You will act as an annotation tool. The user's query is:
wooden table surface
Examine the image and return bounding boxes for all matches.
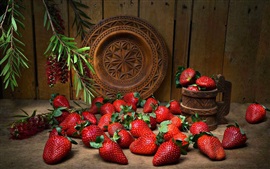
[0,99,269,169]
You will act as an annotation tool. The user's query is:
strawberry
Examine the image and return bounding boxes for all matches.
[143,97,159,113]
[50,93,70,109]
[158,120,181,141]
[222,122,247,149]
[98,113,112,131]
[81,111,97,125]
[152,140,181,166]
[167,100,182,115]
[123,92,140,107]
[54,110,70,124]
[129,119,153,138]
[112,129,135,149]
[129,133,158,155]
[126,102,137,111]
[100,102,115,116]
[89,96,104,114]
[179,67,196,87]
[155,105,174,123]
[187,85,200,91]
[196,76,216,91]
[43,135,73,164]
[65,119,92,138]
[245,103,268,124]
[90,135,128,165]
[49,127,66,138]
[81,125,109,148]
[149,115,157,130]
[189,114,210,135]
[59,112,81,131]
[171,132,189,151]
[170,115,187,130]
[113,99,127,113]
[194,133,226,161]
[108,122,124,137]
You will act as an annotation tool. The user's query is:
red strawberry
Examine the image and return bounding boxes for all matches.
[129,133,158,155]
[158,120,181,141]
[82,111,97,125]
[59,112,81,131]
[189,114,210,135]
[152,140,181,166]
[245,103,268,124]
[155,106,174,123]
[81,125,109,148]
[170,115,186,130]
[113,99,127,112]
[196,76,216,90]
[108,122,124,137]
[195,133,226,160]
[171,132,189,151]
[89,96,104,114]
[167,100,182,115]
[222,122,247,149]
[143,97,158,113]
[43,135,72,164]
[123,92,140,106]
[126,102,137,111]
[149,115,157,130]
[100,102,115,116]
[55,110,70,124]
[112,129,135,149]
[129,119,153,138]
[187,85,200,91]
[50,93,70,109]
[49,127,66,138]
[91,136,128,165]
[98,113,112,131]
[179,68,196,87]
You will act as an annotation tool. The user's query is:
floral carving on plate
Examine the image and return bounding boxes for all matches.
[82,16,168,99]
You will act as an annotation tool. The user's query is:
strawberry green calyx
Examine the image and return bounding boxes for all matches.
[90,135,105,148]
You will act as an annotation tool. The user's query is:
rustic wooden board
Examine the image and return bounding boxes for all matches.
[189,0,229,76]
[140,0,175,102]
[223,0,265,102]
[254,1,270,103]
[171,0,193,101]
[104,0,139,18]
[2,0,36,99]
[33,0,70,99]
[69,0,103,101]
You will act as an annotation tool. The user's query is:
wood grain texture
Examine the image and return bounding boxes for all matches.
[171,0,193,101]
[2,0,36,99]
[103,0,139,18]
[189,0,229,76]
[33,0,70,99]
[223,0,265,102]
[254,1,270,103]
[1,0,270,104]
[140,0,175,102]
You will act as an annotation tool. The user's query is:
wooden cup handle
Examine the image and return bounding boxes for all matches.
[215,74,232,124]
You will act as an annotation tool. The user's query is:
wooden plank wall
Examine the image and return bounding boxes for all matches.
[1,0,270,104]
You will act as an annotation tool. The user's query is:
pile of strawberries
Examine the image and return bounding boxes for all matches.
[40,92,250,166]
[175,66,217,91]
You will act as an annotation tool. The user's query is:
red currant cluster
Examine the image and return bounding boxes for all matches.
[46,56,69,87]
[9,115,50,140]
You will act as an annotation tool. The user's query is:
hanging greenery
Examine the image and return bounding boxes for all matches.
[0,0,96,103]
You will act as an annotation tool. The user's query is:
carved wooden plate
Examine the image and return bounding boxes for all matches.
[82,16,168,99]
